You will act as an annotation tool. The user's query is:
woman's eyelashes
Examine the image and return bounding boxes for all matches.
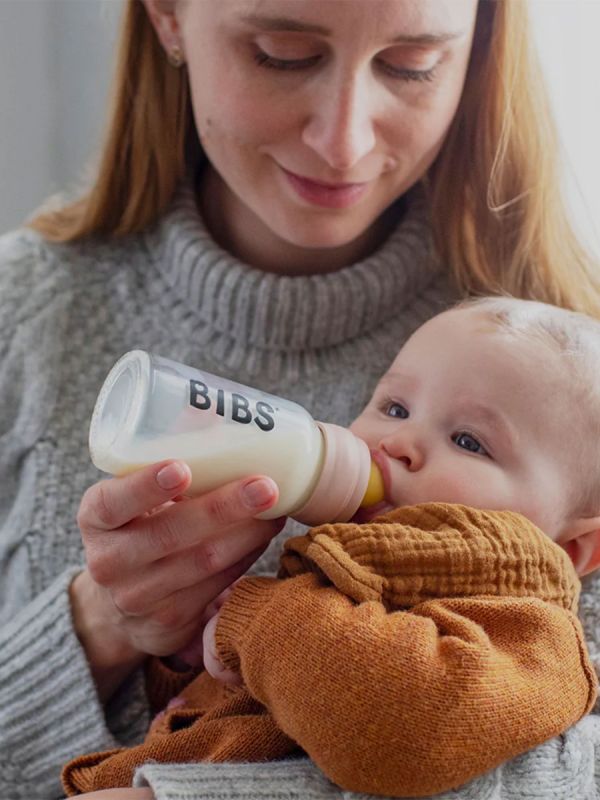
[252,50,439,83]
[375,60,438,83]
[253,51,320,71]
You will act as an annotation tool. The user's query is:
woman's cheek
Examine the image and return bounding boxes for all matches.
[187,56,280,149]
[224,63,299,135]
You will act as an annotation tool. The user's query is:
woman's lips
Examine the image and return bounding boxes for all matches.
[281,167,369,209]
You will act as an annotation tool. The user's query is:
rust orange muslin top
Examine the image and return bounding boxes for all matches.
[63,503,598,797]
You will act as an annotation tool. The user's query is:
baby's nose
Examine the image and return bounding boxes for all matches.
[380,433,424,472]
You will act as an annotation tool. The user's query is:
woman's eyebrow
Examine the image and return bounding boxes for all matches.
[239,14,330,35]
[239,14,466,44]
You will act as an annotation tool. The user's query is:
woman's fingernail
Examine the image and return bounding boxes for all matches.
[157,462,188,490]
[242,478,276,509]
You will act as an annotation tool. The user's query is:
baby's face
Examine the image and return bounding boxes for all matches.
[350,309,575,540]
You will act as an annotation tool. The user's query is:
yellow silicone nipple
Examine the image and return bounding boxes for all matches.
[360,462,385,508]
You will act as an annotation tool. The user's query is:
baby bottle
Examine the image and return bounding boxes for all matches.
[89,350,384,525]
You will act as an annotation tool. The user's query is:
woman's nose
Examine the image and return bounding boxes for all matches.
[301,73,377,172]
[379,428,425,472]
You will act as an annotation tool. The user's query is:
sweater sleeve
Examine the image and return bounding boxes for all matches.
[215,572,597,798]
[0,231,150,800]
[133,714,600,800]
[0,567,150,800]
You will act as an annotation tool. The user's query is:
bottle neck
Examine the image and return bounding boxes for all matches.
[292,422,382,526]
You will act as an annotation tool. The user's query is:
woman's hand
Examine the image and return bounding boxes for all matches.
[71,459,283,701]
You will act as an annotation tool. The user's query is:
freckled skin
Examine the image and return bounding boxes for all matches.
[173,0,478,274]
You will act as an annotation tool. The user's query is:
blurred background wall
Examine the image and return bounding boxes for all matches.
[0,0,122,234]
[0,0,598,255]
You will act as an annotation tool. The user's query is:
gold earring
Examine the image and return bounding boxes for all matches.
[168,45,184,68]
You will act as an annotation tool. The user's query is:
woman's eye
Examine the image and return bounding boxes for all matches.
[385,402,409,419]
[254,51,320,71]
[452,432,488,456]
[253,50,437,83]
[376,61,438,83]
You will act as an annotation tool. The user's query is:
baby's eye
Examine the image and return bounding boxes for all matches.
[386,402,409,419]
[452,432,488,456]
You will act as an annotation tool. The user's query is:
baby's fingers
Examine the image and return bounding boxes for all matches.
[201,614,243,686]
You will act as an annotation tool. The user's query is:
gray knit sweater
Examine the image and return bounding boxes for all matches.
[0,183,599,800]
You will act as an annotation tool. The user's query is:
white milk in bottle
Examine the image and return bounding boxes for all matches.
[89,351,383,524]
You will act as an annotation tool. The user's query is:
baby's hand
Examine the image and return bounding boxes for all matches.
[202,611,243,686]
[176,583,243,685]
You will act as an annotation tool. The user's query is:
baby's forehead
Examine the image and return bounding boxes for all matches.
[390,308,555,373]
[382,310,575,418]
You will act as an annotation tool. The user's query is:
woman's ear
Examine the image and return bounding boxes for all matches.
[141,0,182,54]
[559,517,600,576]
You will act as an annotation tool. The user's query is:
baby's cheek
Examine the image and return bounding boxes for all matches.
[508,497,562,538]
[414,470,494,510]
[349,416,378,448]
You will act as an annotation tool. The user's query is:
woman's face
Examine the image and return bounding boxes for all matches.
[149,0,478,270]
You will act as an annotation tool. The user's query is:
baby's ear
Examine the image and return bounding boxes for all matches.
[559,517,600,576]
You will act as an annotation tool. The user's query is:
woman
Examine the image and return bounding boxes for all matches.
[1,1,599,799]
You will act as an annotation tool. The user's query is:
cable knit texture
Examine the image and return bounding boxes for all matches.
[61,504,596,797]
[1,181,600,800]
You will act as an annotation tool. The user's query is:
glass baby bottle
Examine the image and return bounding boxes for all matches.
[89,350,384,525]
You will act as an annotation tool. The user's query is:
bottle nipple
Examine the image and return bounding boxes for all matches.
[360,462,385,508]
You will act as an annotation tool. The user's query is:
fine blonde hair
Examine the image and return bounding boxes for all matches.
[28,0,600,317]
[460,295,600,516]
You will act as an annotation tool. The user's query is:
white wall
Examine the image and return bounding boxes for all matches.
[530,0,600,255]
[0,0,122,234]
[0,0,599,256]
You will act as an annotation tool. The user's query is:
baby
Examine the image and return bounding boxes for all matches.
[64,297,600,798]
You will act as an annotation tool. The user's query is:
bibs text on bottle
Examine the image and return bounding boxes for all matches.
[89,351,383,525]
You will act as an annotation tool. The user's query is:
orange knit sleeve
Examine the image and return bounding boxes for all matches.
[215,572,596,798]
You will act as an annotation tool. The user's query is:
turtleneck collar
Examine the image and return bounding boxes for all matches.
[144,181,443,353]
